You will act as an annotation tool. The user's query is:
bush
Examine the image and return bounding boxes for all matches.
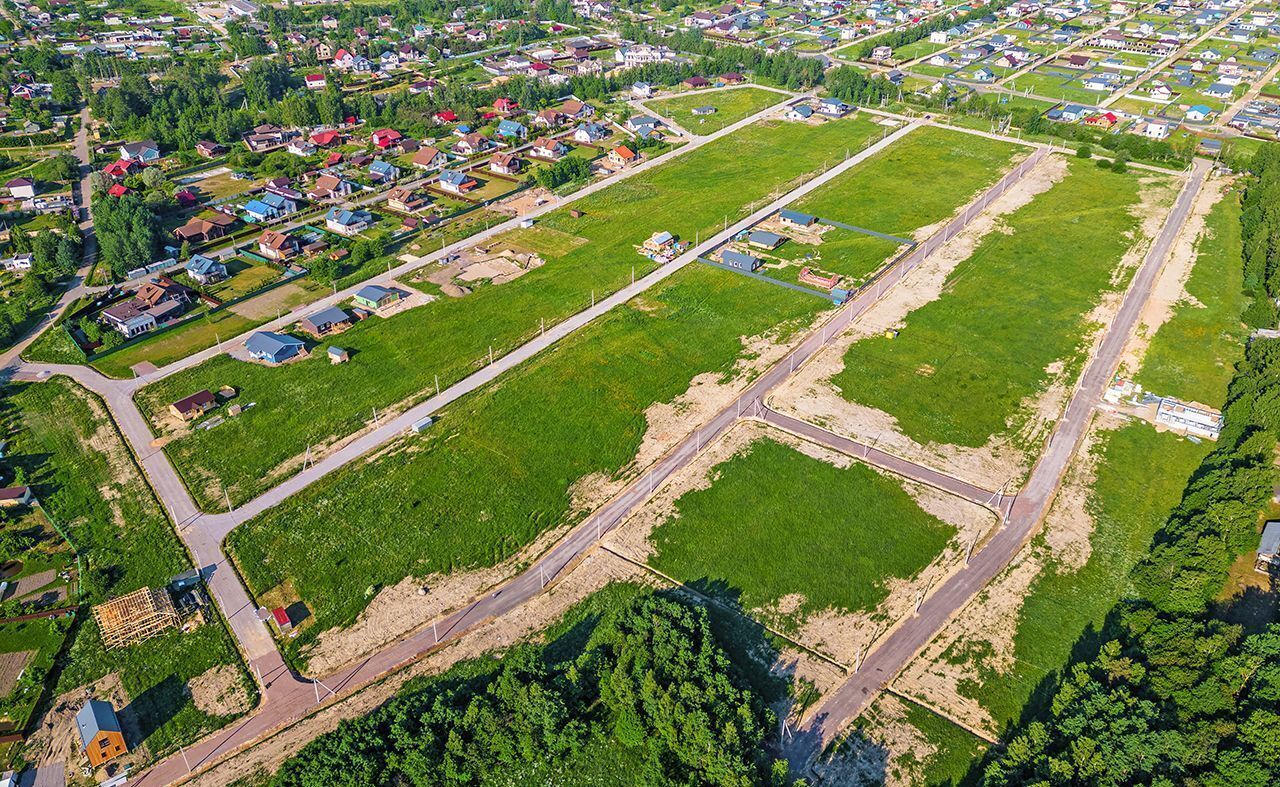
[1077,144,1093,159]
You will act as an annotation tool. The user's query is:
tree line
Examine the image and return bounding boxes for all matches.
[980,147,1280,786]
[271,592,798,787]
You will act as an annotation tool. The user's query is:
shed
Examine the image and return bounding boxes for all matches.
[747,230,784,249]
[721,249,762,271]
[328,346,349,364]
[0,486,32,508]
[271,606,292,630]
[354,284,400,310]
[76,700,128,767]
[245,331,305,364]
[169,390,216,421]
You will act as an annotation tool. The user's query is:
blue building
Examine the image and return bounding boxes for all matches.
[245,331,305,363]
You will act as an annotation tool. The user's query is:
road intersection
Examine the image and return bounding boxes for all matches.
[1,103,1210,783]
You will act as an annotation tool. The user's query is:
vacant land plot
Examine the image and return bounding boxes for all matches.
[648,436,955,628]
[0,378,252,758]
[645,87,783,134]
[228,262,827,668]
[788,125,1025,239]
[140,116,884,511]
[1135,189,1247,404]
[831,159,1174,451]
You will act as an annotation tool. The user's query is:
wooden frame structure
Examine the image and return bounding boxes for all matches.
[93,587,179,649]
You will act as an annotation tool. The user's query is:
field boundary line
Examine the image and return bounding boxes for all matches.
[881,685,1001,744]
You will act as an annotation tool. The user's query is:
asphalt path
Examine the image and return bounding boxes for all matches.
[783,156,1210,771]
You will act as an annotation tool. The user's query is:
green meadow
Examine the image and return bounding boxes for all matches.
[139,116,884,511]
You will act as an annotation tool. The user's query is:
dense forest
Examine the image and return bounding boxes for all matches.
[270,591,798,787]
[980,149,1280,786]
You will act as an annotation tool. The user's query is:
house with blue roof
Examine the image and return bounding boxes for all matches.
[243,199,279,222]
[369,158,401,182]
[185,254,227,284]
[720,249,762,271]
[325,207,374,236]
[77,699,127,766]
[497,119,527,139]
[779,209,817,228]
[1186,104,1214,121]
[261,191,297,215]
[354,284,400,310]
[245,331,306,363]
[438,169,478,194]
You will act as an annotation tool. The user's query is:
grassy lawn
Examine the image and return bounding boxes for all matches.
[1135,188,1248,404]
[227,263,827,668]
[648,436,956,628]
[139,116,885,512]
[0,378,253,760]
[645,87,784,134]
[789,125,1025,237]
[832,159,1168,450]
[93,309,259,378]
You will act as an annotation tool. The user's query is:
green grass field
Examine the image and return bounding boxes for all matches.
[1135,189,1247,405]
[139,116,885,512]
[227,263,828,667]
[0,378,254,759]
[832,159,1171,450]
[905,180,1250,760]
[648,436,957,628]
[789,125,1024,237]
[646,87,784,134]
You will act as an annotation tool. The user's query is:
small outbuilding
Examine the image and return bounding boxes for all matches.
[721,249,763,271]
[779,209,817,228]
[77,700,128,767]
[747,230,784,249]
[328,346,350,364]
[0,486,32,508]
[1257,521,1280,574]
[299,306,352,338]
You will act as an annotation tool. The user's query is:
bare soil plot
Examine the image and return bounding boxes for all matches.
[0,650,34,696]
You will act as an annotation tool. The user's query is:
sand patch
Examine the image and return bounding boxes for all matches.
[189,664,253,717]
[23,673,146,772]
[0,650,33,695]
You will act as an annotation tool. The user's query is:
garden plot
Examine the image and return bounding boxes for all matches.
[226,262,831,672]
[772,156,1181,490]
[139,115,886,512]
[606,422,995,665]
[885,181,1245,751]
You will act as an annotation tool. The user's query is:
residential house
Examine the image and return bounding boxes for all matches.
[173,213,235,243]
[786,104,815,121]
[299,305,352,337]
[368,159,400,182]
[497,119,528,139]
[169,390,216,421]
[779,209,817,228]
[304,73,326,90]
[386,186,428,212]
[720,249,762,271]
[413,146,447,170]
[184,254,226,284]
[454,133,492,156]
[257,229,300,260]
[76,701,128,768]
[573,122,608,143]
[308,174,355,200]
[195,140,226,158]
[353,284,400,310]
[0,486,32,508]
[371,128,403,149]
[5,177,35,199]
[325,207,373,236]
[437,169,478,194]
[608,145,637,167]
[490,152,522,174]
[119,140,161,162]
[245,331,305,363]
[817,97,852,117]
[531,136,567,159]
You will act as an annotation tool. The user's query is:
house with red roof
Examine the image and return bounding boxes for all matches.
[103,159,141,179]
[305,73,327,90]
[434,109,458,123]
[107,183,129,197]
[494,97,519,112]
[311,129,342,147]
[371,128,403,149]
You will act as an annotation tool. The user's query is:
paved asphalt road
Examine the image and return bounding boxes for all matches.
[783,156,1211,771]
[120,119,925,786]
